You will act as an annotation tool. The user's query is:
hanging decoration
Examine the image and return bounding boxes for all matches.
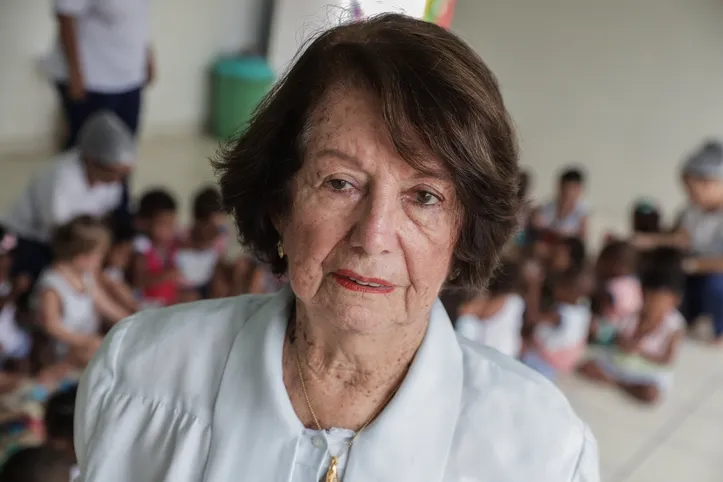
[423,0,456,28]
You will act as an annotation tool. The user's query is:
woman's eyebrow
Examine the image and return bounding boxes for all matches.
[314,148,452,182]
[314,148,362,166]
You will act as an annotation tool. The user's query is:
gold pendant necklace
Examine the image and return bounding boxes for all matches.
[295,347,400,482]
[325,456,338,482]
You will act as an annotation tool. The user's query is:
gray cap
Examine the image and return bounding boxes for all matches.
[682,140,723,179]
[77,111,136,167]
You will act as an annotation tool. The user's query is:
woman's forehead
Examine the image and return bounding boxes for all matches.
[304,88,450,180]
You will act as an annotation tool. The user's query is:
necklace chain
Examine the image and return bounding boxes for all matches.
[294,346,400,467]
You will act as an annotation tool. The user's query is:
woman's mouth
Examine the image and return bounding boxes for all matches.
[332,270,395,294]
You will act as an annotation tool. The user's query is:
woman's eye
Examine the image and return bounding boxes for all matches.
[327,179,352,191]
[416,190,440,206]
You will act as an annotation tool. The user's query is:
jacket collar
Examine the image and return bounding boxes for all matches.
[207,286,463,482]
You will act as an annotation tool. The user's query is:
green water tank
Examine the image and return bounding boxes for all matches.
[212,56,275,140]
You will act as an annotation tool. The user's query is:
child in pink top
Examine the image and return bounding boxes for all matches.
[592,241,642,343]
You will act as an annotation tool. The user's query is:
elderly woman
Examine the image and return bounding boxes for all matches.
[2,111,134,283]
[75,15,598,482]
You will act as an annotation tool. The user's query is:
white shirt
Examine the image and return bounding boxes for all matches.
[455,294,525,358]
[537,200,589,237]
[47,0,151,92]
[2,150,122,242]
[679,205,723,256]
[75,287,599,481]
[536,303,591,351]
[35,269,99,357]
[175,248,219,287]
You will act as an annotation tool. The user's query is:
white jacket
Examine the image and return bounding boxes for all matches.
[75,287,599,481]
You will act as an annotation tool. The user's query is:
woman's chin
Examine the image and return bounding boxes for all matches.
[322,292,401,333]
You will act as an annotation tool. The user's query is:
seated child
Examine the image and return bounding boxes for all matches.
[131,189,180,307]
[505,171,533,256]
[633,141,723,343]
[176,187,228,299]
[522,268,591,379]
[0,445,75,482]
[549,236,587,275]
[591,241,642,343]
[45,385,77,465]
[632,198,662,234]
[34,216,129,369]
[578,265,686,404]
[0,229,31,369]
[456,262,525,358]
[533,167,589,240]
[99,221,137,313]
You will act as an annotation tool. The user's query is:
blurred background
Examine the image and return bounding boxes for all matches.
[1,1,723,481]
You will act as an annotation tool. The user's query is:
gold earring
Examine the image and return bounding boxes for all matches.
[277,241,284,258]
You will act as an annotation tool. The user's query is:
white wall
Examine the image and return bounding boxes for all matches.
[452,0,723,240]
[0,0,265,147]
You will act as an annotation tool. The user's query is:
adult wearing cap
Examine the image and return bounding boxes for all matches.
[634,141,723,343]
[1,111,134,283]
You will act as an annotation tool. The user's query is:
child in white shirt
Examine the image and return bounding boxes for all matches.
[456,262,524,358]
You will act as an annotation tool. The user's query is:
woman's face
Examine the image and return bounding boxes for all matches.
[280,88,459,333]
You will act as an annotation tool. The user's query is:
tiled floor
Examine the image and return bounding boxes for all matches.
[2,135,722,481]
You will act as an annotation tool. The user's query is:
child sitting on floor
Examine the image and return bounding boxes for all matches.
[456,261,525,358]
[591,240,642,344]
[522,268,591,379]
[176,187,228,299]
[131,189,180,307]
[0,229,31,372]
[548,236,587,275]
[578,264,686,404]
[99,222,137,313]
[35,216,129,370]
[533,167,589,240]
[45,385,77,465]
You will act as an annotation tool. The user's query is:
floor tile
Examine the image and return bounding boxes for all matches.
[618,441,723,482]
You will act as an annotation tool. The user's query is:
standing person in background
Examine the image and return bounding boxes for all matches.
[533,168,589,240]
[47,0,154,229]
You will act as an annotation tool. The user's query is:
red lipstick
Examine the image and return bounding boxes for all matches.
[332,269,395,294]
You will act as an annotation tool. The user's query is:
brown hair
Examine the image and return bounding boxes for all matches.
[51,215,110,262]
[214,14,521,290]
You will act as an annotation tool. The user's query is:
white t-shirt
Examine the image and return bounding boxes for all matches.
[679,205,723,256]
[0,304,31,361]
[455,294,525,358]
[2,150,122,242]
[34,269,100,357]
[175,248,219,288]
[47,0,151,93]
[536,303,591,351]
[537,200,589,237]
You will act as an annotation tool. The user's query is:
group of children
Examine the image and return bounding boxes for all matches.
[0,184,280,476]
[452,140,723,405]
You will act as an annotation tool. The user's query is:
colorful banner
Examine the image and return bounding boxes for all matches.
[423,0,456,28]
[348,0,456,28]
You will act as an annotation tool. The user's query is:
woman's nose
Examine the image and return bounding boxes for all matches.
[349,191,399,255]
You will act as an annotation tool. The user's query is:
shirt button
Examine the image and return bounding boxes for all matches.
[312,435,325,449]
